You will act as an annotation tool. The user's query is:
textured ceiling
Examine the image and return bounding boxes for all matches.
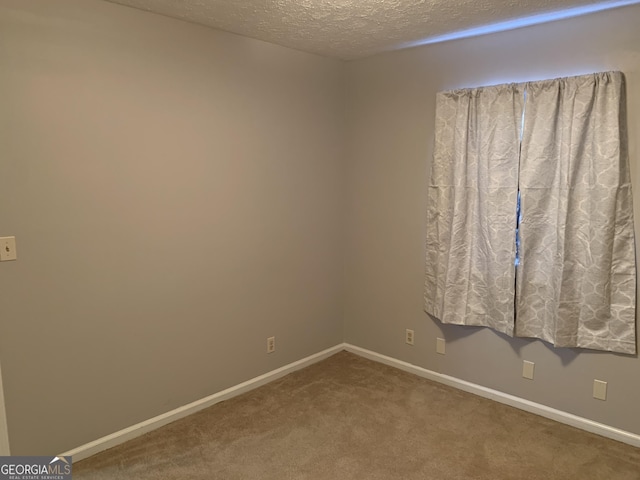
[104,0,635,59]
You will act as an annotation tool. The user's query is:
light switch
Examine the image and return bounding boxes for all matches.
[0,237,17,262]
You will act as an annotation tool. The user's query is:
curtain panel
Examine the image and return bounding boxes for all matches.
[424,71,637,354]
[424,83,524,337]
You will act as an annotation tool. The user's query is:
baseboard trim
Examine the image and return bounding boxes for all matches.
[62,344,344,462]
[344,343,640,448]
[62,341,640,462]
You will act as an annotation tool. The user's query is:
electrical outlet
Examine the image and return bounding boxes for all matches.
[0,237,17,262]
[522,360,535,380]
[436,337,445,355]
[267,336,275,354]
[405,329,414,345]
[593,380,607,401]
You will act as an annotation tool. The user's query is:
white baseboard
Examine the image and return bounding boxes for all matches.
[62,341,640,462]
[62,344,344,462]
[344,343,640,448]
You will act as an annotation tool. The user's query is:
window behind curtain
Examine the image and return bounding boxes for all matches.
[424,71,636,354]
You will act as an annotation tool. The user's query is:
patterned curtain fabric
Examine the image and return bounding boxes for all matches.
[516,72,636,354]
[424,83,524,337]
[424,71,636,354]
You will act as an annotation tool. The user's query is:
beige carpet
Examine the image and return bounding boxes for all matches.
[74,351,640,479]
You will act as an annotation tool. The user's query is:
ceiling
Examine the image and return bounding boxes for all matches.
[105,0,637,60]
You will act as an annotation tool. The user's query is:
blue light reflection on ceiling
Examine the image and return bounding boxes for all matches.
[399,0,640,49]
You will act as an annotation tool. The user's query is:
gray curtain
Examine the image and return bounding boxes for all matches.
[424,83,524,337]
[424,71,636,354]
[516,71,636,354]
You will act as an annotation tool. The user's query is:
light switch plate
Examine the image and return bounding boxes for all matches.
[0,237,17,262]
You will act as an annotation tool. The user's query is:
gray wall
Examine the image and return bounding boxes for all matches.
[0,0,345,454]
[344,5,640,435]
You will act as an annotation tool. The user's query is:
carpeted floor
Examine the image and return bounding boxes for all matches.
[74,351,640,479]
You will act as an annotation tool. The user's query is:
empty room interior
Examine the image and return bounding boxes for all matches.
[1,0,640,478]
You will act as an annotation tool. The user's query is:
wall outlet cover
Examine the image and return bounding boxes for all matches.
[405,329,414,346]
[593,380,607,401]
[522,360,535,380]
[267,336,276,354]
